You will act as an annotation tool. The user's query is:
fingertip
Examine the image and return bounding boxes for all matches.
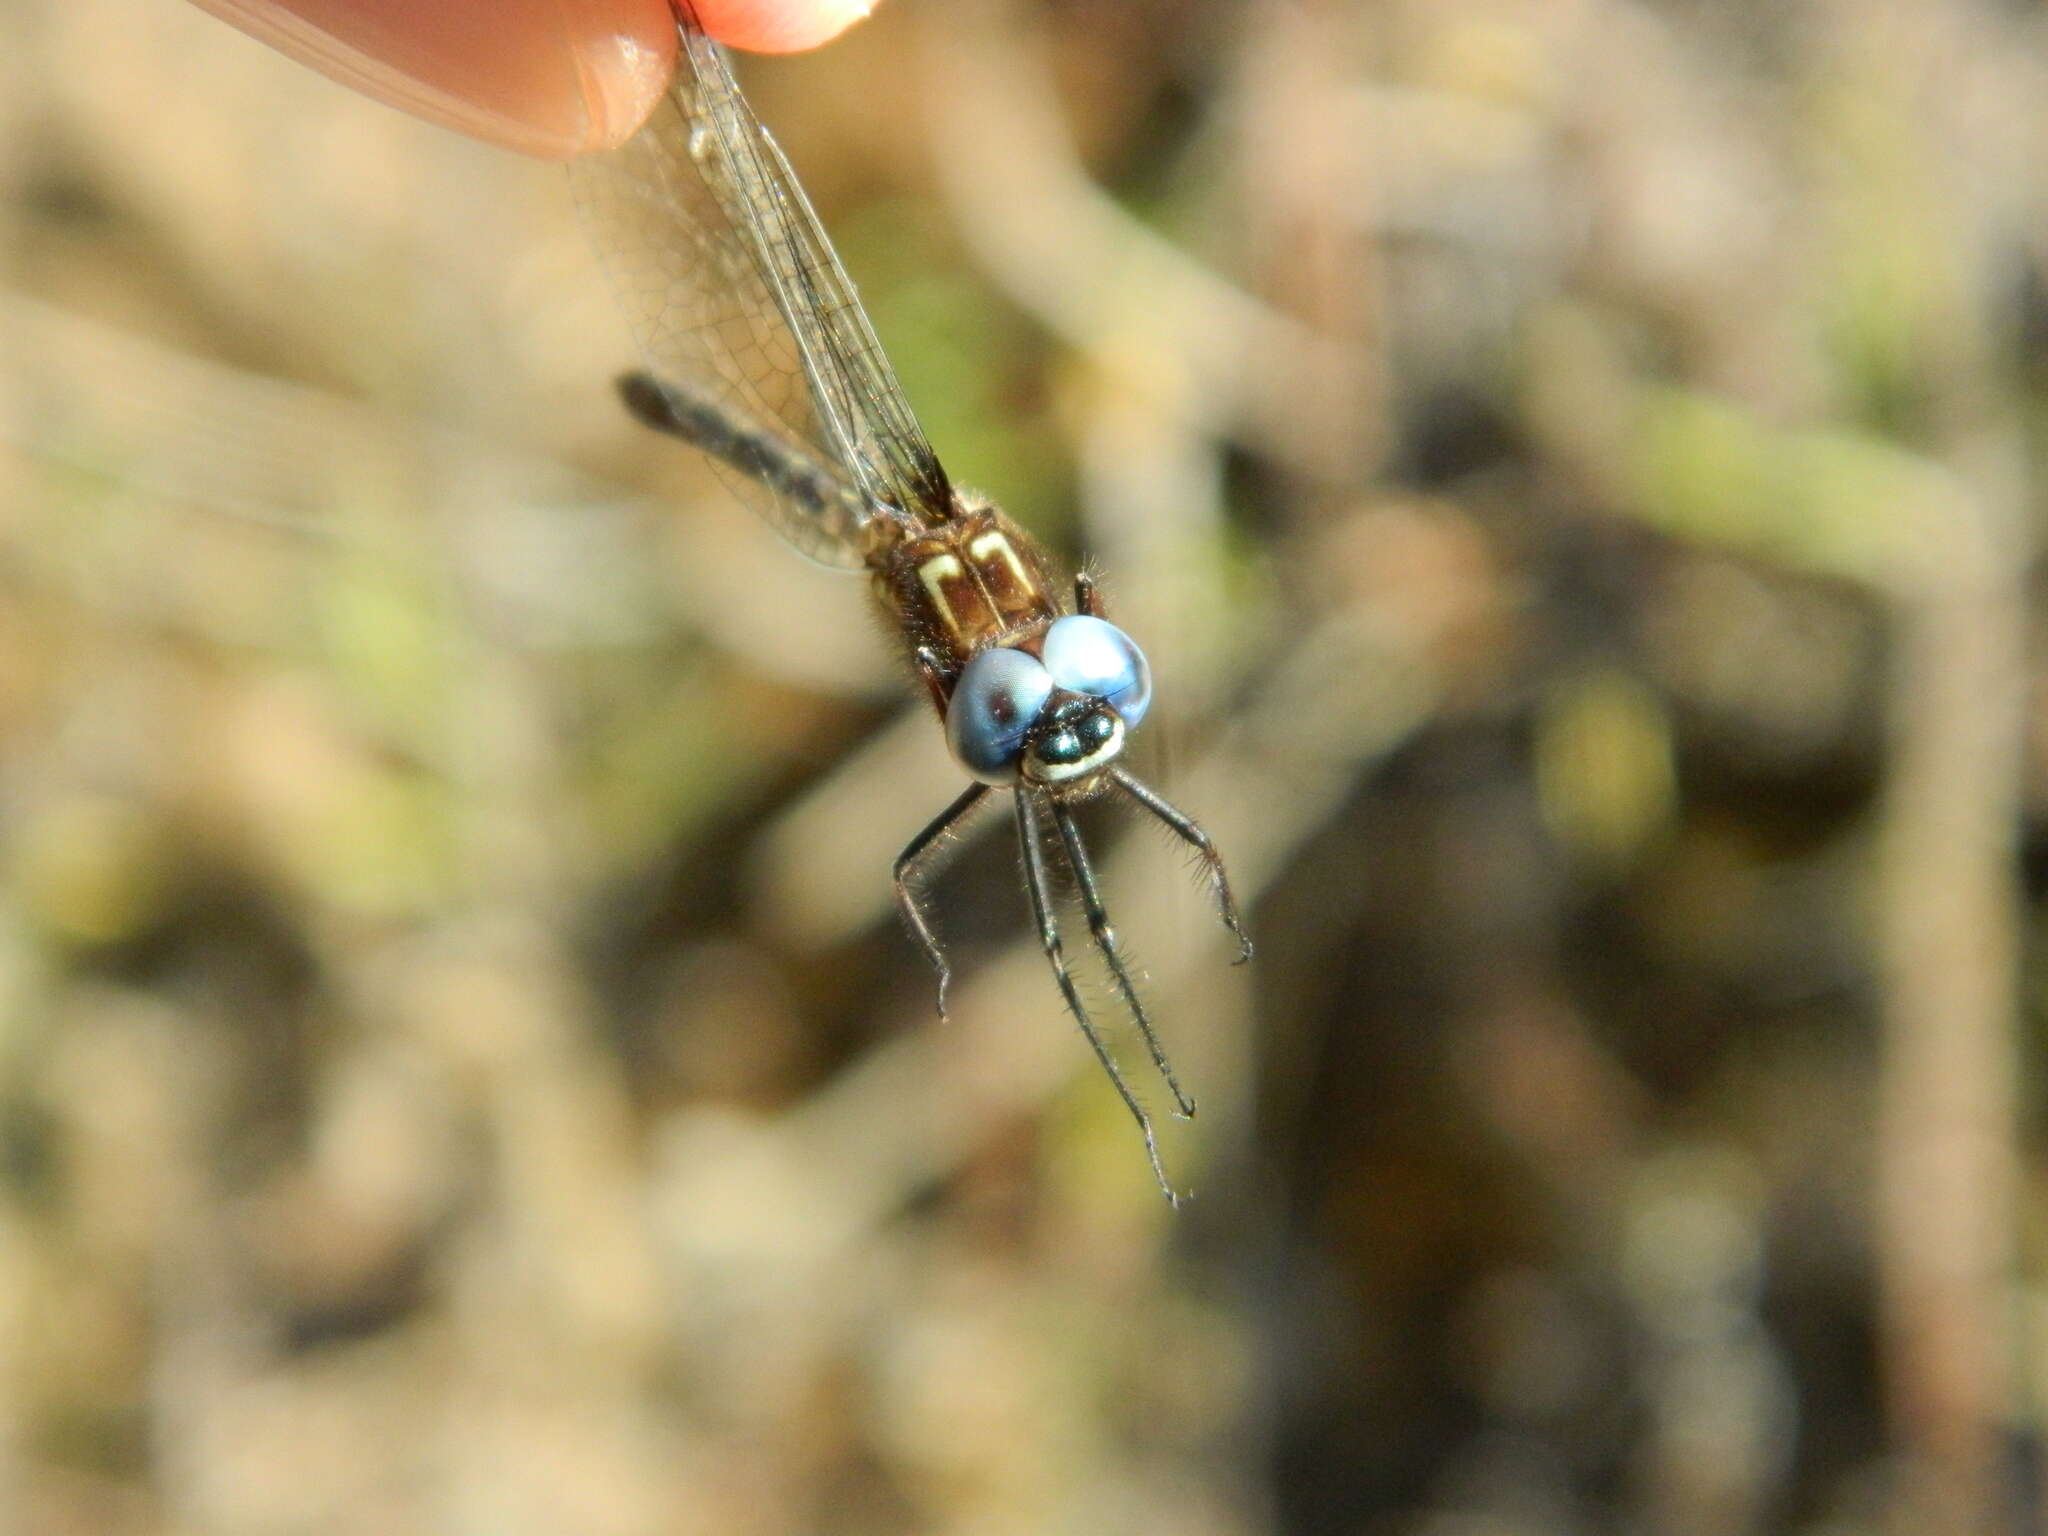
[692,0,877,54]
[570,0,887,152]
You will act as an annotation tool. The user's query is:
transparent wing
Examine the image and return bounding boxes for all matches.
[572,4,954,568]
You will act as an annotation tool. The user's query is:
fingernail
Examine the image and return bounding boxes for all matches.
[569,25,677,152]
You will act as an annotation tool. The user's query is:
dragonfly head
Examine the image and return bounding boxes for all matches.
[945,615,1154,789]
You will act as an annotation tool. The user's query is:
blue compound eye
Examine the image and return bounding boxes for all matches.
[946,647,1055,784]
[1041,615,1152,729]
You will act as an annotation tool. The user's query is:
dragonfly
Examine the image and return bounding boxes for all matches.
[574,1,1249,1202]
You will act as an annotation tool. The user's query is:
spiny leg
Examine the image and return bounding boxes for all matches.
[1110,767,1254,963]
[1016,790,1180,1205]
[1049,797,1196,1119]
[894,783,992,1021]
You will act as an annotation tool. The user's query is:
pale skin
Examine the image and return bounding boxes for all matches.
[187,0,874,158]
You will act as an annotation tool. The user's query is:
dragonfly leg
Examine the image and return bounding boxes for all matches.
[893,783,991,1021]
[1049,797,1195,1119]
[912,645,950,713]
[1017,791,1181,1205]
[1110,768,1253,963]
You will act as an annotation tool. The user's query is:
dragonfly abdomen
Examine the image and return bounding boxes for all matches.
[618,370,867,535]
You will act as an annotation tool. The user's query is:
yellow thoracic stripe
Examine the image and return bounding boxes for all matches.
[968,529,1030,592]
[916,553,966,641]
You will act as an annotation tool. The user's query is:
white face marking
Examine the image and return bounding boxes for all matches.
[1023,713,1125,785]
[968,530,1031,590]
[917,553,966,639]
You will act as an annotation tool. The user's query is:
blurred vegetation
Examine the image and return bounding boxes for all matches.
[0,0,2044,1532]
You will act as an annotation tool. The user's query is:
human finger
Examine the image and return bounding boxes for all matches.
[188,0,873,158]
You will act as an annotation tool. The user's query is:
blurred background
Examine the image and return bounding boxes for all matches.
[0,0,2042,1531]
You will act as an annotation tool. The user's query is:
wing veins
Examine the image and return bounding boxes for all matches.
[675,20,953,521]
